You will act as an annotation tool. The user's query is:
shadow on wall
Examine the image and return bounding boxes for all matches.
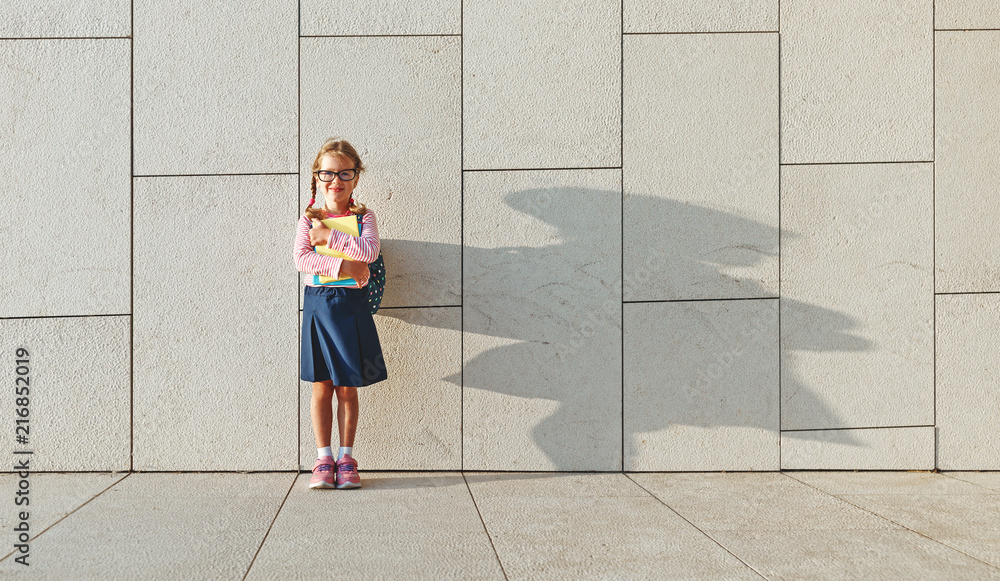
[379,187,871,469]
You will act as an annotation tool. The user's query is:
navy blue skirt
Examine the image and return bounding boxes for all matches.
[301,285,388,386]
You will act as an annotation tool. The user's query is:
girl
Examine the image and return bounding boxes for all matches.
[294,138,387,489]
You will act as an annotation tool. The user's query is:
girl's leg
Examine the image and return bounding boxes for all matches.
[334,385,359,447]
[311,380,335,449]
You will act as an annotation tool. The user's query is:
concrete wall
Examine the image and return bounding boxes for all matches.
[2,1,998,472]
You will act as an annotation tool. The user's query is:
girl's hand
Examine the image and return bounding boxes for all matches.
[309,219,331,246]
[341,259,370,288]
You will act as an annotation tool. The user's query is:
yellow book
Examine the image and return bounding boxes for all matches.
[312,214,360,286]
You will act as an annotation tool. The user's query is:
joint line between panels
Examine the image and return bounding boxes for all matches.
[624,475,771,580]
[0,36,132,40]
[462,474,510,580]
[376,304,463,310]
[623,297,780,304]
[297,0,303,469]
[790,476,1000,571]
[623,30,778,35]
[133,172,299,178]
[0,474,132,562]
[462,166,623,173]
[931,0,938,468]
[300,33,462,38]
[779,160,933,166]
[620,0,626,472]
[241,474,298,580]
[460,0,465,472]
[777,4,783,465]
[781,425,935,433]
[130,0,136,472]
[0,313,133,320]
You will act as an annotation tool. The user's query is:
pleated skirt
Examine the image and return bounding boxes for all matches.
[301,285,388,386]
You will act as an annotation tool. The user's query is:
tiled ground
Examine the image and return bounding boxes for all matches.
[0,471,998,580]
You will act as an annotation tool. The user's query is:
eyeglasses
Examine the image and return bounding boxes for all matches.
[314,169,358,182]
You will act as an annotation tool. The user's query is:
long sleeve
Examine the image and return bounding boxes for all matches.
[325,209,381,264]
[293,215,343,279]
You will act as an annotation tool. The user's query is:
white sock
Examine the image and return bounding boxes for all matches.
[318,446,333,458]
[339,446,352,460]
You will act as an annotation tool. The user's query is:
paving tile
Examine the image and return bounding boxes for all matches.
[840,493,1000,568]
[780,0,933,163]
[0,318,129,471]
[0,473,126,560]
[0,39,130,318]
[300,36,461,309]
[133,176,299,471]
[464,0,619,169]
[936,294,1000,469]
[252,532,504,580]
[0,1,129,37]
[840,493,1000,538]
[935,32,1000,292]
[289,472,485,534]
[944,472,1000,493]
[630,472,899,531]
[780,427,935,470]
[623,32,778,302]
[301,0,460,35]
[3,472,999,578]
[926,535,1000,571]
[0,473,291,578]
[474,495,686,537]
[710,529,1000,580]
[489,529,761,580]
[462,170,621,471]
[134,0,297,174]
[249,473,503,579]
[625,0,777,33]
[936,1,1000,29]
[623,300,779,471]
[300,307,462,470]
[464,472,649,498]
[788,471,991,495]
[780,163,934,430]
[469,476,760,580]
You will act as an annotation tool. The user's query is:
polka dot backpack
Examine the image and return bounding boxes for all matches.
[357,214,386,314]
[365,254,386,314]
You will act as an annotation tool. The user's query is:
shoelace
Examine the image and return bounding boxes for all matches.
[315,463,333,473]
[338,462,356,473]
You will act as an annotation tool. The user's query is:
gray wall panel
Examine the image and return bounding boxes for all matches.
[463,170,622,470]
[133,175,299,470]
[0,39,130,318]
[134,0,297,175]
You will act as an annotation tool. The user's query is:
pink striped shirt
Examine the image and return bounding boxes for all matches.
[293,209,380,286]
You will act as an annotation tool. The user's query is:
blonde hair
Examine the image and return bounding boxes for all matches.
[305,138,368,220]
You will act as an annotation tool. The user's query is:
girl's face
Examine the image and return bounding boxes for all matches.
[317,154,359,213]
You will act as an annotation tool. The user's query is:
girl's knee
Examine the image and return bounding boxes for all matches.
[335,385,358,400]
[312,380,335,398]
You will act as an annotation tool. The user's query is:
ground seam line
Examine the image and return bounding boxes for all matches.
[242,473,300,580]
[623,474,770,580]
[938,472,1000,494]
[0,472,132,562]
[462,473,509,581]
[782,473,1000,572]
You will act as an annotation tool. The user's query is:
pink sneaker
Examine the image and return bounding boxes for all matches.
[336,454,361,489]
[309,456,336,489]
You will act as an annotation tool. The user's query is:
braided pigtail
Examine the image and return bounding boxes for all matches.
[304,176,327,221]
[348,196,368,215]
